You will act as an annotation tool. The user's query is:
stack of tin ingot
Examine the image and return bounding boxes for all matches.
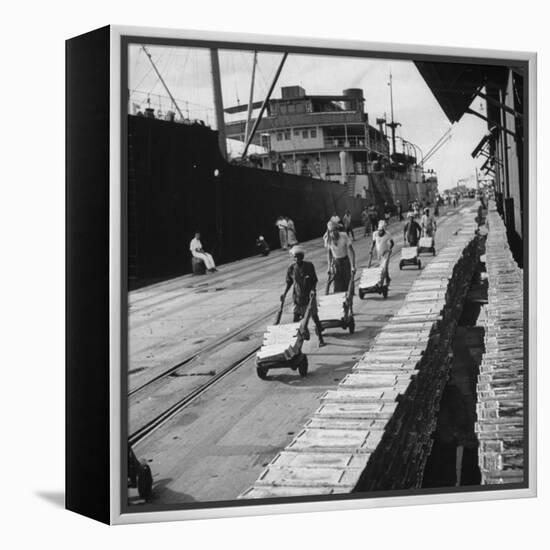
[240,207,481,499]
[475,203,524,484]
[257,322,303,363]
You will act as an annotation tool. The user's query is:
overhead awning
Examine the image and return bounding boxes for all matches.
[414,61,507,123]
[471,132,491,159]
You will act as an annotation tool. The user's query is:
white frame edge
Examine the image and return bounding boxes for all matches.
[108,25,537,525]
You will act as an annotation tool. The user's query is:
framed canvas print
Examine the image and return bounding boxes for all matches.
[66,25,537,525]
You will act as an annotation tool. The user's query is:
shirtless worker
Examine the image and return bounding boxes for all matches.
[281,246,326,346]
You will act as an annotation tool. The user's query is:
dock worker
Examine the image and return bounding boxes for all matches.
[403,212,422,247]
[421,208,437,238]
[368,204,379,234]
[324,221,356,293]
[370,220,394,286]
[275,216,288,250]
[189,232,217,272]
[256,235,270,256]
[342,210,355,241]
[396,200,403,221]
[384,201,391,223]
[282,246,326,347]
[286,216,299,246]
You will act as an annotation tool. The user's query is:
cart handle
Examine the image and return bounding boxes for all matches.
[325,261,335,295]
[274,290,288,325]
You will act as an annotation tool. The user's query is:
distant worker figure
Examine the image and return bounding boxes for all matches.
[190,232,217,272]
[368,204,379,234]
[396,200,403,221]
[384,201,391,223]
[275,216,288,250]
[370,220,394,286]
[360,206,369,237]
[282,246,326,347]
[286,216,299,246]
[421,208,437,238]
[403,212,422,247]
[324,221,356,293]
[342,210,355,241]
[256,235,270,257]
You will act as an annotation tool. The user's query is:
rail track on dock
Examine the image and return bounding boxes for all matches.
[129,348,260,446]
[127,207,460,447]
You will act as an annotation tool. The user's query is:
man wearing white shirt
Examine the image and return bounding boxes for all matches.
[370,220,394,286]
[189,232,216,272]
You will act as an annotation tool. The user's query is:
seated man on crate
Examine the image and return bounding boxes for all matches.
[189,231,217,272]
[281,246,326,347]
[370,220,394,287]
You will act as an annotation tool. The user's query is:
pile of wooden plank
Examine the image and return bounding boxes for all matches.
[240,205,483,499]
[475,203,524,485]
[317,293,346,322]
[256,322,303,363]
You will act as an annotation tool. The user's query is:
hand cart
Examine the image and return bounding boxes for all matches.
[128,444,153,502]
[318,274,355,334]
[255,292,313,379]
[418,234,436,256]
[399,245,422,270]
[358,249,391,299]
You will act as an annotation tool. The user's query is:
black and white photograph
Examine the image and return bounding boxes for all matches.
[123,36,530,511]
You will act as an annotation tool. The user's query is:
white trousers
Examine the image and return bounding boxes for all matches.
[193,252,215,270]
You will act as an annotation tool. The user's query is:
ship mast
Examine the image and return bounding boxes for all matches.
[141,46,185,121]
[242,52,288,160]
[244,51,258,144]
[386,71,401,158]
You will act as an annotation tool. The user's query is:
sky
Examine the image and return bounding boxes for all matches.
[128,44,491,191]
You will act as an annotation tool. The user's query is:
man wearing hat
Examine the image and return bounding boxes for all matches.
[324,221,356,293]
[282,246,325,346]
[370,220,394,286]
[256,235,270,256]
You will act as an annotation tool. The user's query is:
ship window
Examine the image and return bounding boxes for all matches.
[294,129,300,137]
[288,103,295,114]
[302,130,308,139]
[284,130,291,140]
[310,129,317,138]
[277,132,283,141]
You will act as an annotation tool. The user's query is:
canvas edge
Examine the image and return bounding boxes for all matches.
[107,25,537,525]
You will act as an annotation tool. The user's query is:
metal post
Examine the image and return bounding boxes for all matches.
[210,48,227,159]
[242,53,288,159]
[244,51,257,144]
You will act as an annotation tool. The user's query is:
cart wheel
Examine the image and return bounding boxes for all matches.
[348,317,355,334]
[399,261,403,270]
[256,366,268,379]
[359,289,365,300]
[137,462,153,501]
[298,355,308,377]
[432,248,436,256]
[418,260,422,270]
[382,286,388,299]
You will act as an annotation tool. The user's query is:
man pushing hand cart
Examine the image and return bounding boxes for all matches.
[359,220,394,299]
[281,246,325,346]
